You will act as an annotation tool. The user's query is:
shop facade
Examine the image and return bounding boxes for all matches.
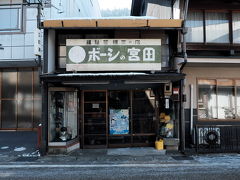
[40,18,185,153]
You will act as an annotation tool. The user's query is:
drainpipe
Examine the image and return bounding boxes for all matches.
[180,0,189,72]
[179,0,189,153]
[190,84,194,144]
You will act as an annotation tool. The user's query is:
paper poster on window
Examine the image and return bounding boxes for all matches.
[109,109,129,135]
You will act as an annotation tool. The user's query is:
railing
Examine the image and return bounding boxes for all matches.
[195,125,240,153]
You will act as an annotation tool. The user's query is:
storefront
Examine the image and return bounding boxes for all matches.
[40,18,185,153]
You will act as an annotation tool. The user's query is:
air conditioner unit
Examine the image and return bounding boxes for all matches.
[198,127,221,145]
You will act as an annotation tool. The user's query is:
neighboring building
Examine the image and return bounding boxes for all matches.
[40,0,188,154]
[131,0,240,153]
[0,0,101,131]
[183,0,240,153]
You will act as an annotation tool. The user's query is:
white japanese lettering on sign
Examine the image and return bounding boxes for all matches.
[66,39,162,71]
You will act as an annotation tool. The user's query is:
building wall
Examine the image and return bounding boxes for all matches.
[183,66,240,147]
[183,66,240,109]
[42,0,101,20]
[0,0,101,63]
[0,0,101,130]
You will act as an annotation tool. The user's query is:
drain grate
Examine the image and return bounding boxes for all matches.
[15,157,38,162]
[172,156,194,160]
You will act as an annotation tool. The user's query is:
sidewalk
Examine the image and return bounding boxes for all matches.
[1,147,240,167]
[0,147,193,164]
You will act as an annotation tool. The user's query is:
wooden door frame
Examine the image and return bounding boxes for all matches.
[81,90,108,149]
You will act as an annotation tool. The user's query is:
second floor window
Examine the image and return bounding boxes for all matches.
[0,8,22,31]
[186,11,240,44]
[205,12,229,43]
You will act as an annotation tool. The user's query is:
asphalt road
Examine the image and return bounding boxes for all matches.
[0,163,239,180]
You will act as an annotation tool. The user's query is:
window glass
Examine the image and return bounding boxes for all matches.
[0,68,41,129]
[17,100,33,128]
[236,80,240,118]
[18,68,33,100]
[186,11,204,42]
[233,12,240,44]
[2,69,17,99]
[198,80,217,119]
[0,8,20,30]
[49,91,78,142]
[1,100,17,128]
[217,80,235,119]
[132,90,155,134]
[205,12,229,43]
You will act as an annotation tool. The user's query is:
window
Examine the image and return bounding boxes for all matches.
[198,79,240,120]
[198,80,217,119]
[186,11,231,43]
[205,12,229,43]
[0,68,41,129]
[186,11,204,43]
[0,8,22,31]
[236,80,240,118]
[49,90,78,142]
[233,12,240,44]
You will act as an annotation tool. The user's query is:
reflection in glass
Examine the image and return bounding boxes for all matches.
[17,100,33,128]
[1,100,16,128]
[49,91,78,142]
[198,80,217,119]
[186,11,204,42]
[217,80,235,119]
[18,68,32,99]
[34,68,41,99]
[233,12,240,44]
[33,99,42,128]
[206,12,229,43]
[132,90,155,134]
[237,86,240,118]
[0,9,19,30]
[2,69,17,99]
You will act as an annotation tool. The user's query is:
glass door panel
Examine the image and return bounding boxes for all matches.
[83,91,107,148]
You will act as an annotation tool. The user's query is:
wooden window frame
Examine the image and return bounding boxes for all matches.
[186,9,240,46]
[197,78,240,122]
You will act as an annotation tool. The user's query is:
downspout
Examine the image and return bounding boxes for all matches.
[180,0,189,72]
[190,84,194,143]
[179,0,189,153]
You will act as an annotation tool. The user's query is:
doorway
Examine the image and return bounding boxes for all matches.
[81,89,157,149]
[82,91,107,148]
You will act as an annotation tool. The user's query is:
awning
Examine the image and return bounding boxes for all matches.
[40,72,185,83]
[43,18,183,29]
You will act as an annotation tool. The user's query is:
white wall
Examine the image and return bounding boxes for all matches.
[42,0,101,20]
[0,0,101,62]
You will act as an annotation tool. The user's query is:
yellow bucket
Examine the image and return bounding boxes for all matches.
[155,139,164,150]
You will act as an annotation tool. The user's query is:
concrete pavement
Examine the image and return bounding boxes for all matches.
[1,147,240,179]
